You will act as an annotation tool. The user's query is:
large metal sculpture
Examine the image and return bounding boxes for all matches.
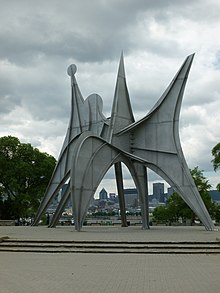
[33,53,215,231]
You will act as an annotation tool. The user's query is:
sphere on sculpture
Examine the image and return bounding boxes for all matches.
[67,64,77,76]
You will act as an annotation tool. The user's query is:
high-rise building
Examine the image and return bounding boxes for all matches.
[167,186,175,197]
[124,188,138,207]
[99,188,108,200]
[109,193,117,202]
[153,183,165,202]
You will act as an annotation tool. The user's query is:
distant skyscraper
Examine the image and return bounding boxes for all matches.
[109,193,116,201]
[153,183,164,202]
[124,188,138,207]
[99,188,108,200]
[167,186,175,197]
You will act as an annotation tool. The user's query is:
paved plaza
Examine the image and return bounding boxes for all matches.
[1,225,220,292]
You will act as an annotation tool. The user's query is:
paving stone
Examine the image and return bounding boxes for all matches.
[0,225,220,292]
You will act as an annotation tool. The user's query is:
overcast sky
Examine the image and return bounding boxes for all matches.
[0,0,220,194]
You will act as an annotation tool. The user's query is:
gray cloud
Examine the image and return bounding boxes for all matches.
[0,0,220,192]
[0,0,206,66]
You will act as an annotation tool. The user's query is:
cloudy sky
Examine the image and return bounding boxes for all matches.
[0,0,220,195]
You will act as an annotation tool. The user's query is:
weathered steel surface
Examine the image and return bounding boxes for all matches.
[33,53,215,231]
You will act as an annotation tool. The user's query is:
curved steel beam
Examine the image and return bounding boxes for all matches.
[70,132,123,230]
[34,53,216,232]
[33,65,108,226]
[48,182,71,228]
[118,54,215,230]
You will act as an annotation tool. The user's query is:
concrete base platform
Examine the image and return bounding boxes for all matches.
[1,225,220,242]
[1,226,220,292]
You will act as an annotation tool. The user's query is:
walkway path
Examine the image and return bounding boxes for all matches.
[1,225,220,292]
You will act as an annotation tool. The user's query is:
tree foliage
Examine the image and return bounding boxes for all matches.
[212,142,220,171]
[211,142,220,192]
[190,166,214,213]
[152,167,217,224]
[0,136,56,220]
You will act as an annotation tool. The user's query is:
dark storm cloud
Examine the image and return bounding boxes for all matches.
[0,0,219,190]
[0,0,203,66]
[0,1,139,65]
[0,94,20,115]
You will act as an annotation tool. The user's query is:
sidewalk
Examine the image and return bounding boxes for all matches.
[1,224,220,242]
[1,225,220,293]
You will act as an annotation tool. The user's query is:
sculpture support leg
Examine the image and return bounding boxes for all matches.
[71,133,124,231]
[123,160,149,229]
[48,182,71,228]
[114,162,128,227]
[132,163,149,229]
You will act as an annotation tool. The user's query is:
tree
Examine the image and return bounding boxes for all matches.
[211,142,220,192]
[190,166,214,215]
[152,206,170,224]
[0,136,56,220]
[166,192,194,223]
[213,205,220,223]
[153,167,215,224]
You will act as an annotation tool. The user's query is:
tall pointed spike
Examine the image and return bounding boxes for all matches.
[33,64,86,226]
[107,53,134,142]
[118,51,125,78]
[118,53,195,135]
